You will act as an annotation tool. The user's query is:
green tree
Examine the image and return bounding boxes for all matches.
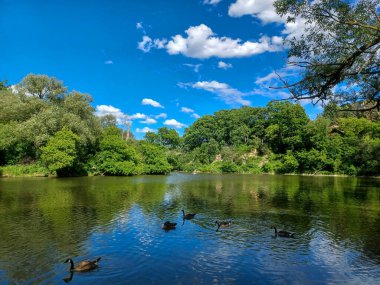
[40,128,82,176]
[144,131,161,145]
[16,74,67,102]
[274,0,380,110]
[157,127,181,149]
[183,115,217,150]
[90,129,142,176]
[100,114,118,128]
[264,101,309,153]
[138,141,172,174]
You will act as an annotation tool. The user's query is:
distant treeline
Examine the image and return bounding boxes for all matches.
[1,75,379,177]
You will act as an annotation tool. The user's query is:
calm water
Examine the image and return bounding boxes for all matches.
[0,173,380,284]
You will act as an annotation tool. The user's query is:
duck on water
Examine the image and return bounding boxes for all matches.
[271,226,295,238]
[64,257,101,272]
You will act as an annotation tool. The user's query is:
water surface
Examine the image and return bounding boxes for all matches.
[0,173,380,284]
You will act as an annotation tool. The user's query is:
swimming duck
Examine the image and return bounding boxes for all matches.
[271,226,295,238]
[64,257,101,272]
[162,221,177,230]
[215,220,231,231]
[182,209,196,220]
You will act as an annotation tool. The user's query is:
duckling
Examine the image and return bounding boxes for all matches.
[271,226,295,238]
[215,220,231,231]
[64,257,101,272]
[162,221,177,230]
[181,209,196,220]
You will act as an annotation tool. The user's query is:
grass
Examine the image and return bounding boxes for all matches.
[0,164,49,177]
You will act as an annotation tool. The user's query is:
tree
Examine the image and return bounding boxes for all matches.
[90,129,142,176]
[144,131,160,145]
[274,0,380,110]
[16,74,67,101]
[157,127,181,149]
[100,114,117,128]
[138,141,172,174]
[264,101,309,153]
[40,127,81,176]
[183,115,217,150]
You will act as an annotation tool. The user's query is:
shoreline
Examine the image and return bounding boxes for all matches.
[1,170,379,179]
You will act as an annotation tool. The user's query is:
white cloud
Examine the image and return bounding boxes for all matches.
[136,127,156,133]
[191,113,201,119]
[139,24,283,59]
[228,0,282,23]
[140,118,157,124]
[255,64,300,86]
[164,119,187,129]
[153,38,167,49]
[142,98,164,108]
[128,113,147,120]
[137,36,167,53]
[253,64,302,99]
[228,1,309,41]
[164,24,283,59]
[137,36,153,52]
[185,80,251,106]
[181,107,195,113]
[203,0,222,5]
[95,105,125,120]
[183,63,202,73]
[104,60,113,65]
[136,22,144,30]
[217,61,232,69]
[155,113,168,119]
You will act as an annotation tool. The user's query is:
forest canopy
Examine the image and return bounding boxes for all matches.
[0,74,379,177]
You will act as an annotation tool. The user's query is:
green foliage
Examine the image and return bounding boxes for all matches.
[0,163,48,177]
[144,127,181,149]
[279,151,299,174]
[1,74,379,177]
[40,128,83,176]
[100,114,118,128]
[264,101,309,153]
[183,115,217,150]
[16,73,67,101]
[220,161,239,173]
[90,130,142,176]
[274,0,380,109]
[138,141,172,174]
[0,80,8,90]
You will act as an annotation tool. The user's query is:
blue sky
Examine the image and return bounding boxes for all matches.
[0,0,321,138]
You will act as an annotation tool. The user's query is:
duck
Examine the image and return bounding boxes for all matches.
[162,221,177,230]
[181,209,196,220]
[271,226,295,238]
[215,220,231,231]
[64,257,101,272]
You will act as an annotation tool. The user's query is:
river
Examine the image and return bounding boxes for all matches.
[0,173,379,284]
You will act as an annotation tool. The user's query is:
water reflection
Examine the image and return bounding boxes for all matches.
[0,174,379,284]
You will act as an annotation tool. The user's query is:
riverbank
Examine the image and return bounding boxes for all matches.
[2,164,379,179]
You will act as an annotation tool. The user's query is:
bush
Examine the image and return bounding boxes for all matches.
[279,152,299,174]
[220,161,238,173]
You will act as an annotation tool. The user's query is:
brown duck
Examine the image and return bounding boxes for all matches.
[64,257,101,272]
